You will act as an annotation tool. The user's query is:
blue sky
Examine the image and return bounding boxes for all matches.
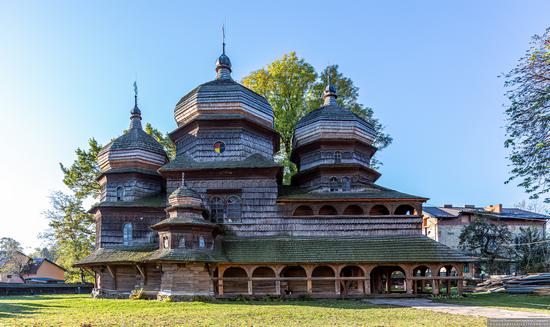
[1,0,548,251]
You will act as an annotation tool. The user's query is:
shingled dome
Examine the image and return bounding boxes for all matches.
[98,100,168,173]
[173,50,274,129]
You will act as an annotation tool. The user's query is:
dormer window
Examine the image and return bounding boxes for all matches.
[199,236,205,248]
[122,223,132,246]
[116,186,124,201]
[334,151,342,163]
[329,177,339,192]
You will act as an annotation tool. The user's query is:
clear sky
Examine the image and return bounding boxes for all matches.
[1,0,548,251]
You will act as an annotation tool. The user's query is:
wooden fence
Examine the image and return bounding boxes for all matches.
[0,283,93,296]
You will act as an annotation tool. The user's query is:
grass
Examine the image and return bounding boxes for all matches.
[434,292,550,314]
[0,294,486,327]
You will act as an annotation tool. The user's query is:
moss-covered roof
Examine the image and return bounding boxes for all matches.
[92,194,167,209]
[160,153,280,171]
[150,216,216,229]
[277,184,427,201]
[146,249,226,262]
[74,245,157,266]
[220,236,473,263]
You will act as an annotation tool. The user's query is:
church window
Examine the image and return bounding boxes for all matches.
[163,236,169,249]
[199,236,205,248]
[116,186,124,201]
[213,141,225,154]
[178,237,186,249]
[122,223,132,246]
[334,151,342,163]
[209,196,225,223]
[226,196,242,223]
[342,177,351,192]
[329,177,339,192]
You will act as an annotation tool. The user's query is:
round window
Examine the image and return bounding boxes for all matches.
[213,141,225,154]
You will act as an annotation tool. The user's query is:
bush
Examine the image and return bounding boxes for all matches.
[129,289,146,300]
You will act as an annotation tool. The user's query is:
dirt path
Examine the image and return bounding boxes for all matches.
[367,298,550,319]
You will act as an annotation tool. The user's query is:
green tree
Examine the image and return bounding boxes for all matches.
[60,138,102,200]
[459,218,513,274]
[513,227,549,273]
[242,52,317,182]
[42,191,95,283]
[144,123,176,160]
[243,53,392,183]
[0,237,29,283]
[503,27,550,203]
[29,246,57,262]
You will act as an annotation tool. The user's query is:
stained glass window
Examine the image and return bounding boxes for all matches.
[213,141,225,154]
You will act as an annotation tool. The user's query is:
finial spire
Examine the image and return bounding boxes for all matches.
[129,81,142,129]
[216,25,232,80]
[323,67,338,106]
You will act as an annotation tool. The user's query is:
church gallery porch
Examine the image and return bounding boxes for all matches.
[214,263,465,298]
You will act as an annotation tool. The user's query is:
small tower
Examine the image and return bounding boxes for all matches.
[151,173,217,251]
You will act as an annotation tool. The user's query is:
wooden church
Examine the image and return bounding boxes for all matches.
[76,45,472,300]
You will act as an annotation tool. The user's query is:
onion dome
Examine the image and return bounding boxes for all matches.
[173,45,274,129]
[167,174,202,209]
[98,92,168,173]
[293,83,376,149]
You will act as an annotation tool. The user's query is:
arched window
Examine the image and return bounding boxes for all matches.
[334,151,342,163]
[178,237,186,249]
[116,186,124,201]
[122,223,132,246]
[395,204,416,215]
[199,236,206,248]
[369,205,390,215]
[293,205,314,216]
[343,205,363,215]
[226,196,242,223]
[342,177,351,192]
[162,236,169,249]
[329,177,339,192]
[209,196,225,223]
[319,205,338,215]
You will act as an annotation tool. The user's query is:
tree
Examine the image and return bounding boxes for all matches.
[29,246,57,262]
[459,218,513,274]
[513,227,549,274]
[60,138,103,200]
[0,237,29,283]
[42,192,95,283]
[144,123,176,160]
[242,53,392,183]
[242,52,317,182]
[503,27,550,203]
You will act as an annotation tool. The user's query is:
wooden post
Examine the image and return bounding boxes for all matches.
[248,279,253,295]
[307,278,312,294]
[432,279,439,295]
[106,265,116,290]
[457,278,463,295]
[364,278,371,295]
[406,278,413,294]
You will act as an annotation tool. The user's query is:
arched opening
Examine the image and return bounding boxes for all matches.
[342,177,351,192]
[329,177,339,192]
[178,236,186,249]
[226,195,242,223]
[116,186,125,201]
[319,205,338,216]
[209,196,225,223]
[343,205,364,215]
[340,266,365,295]
[223,267,248,295]
[369,205,390,215]
[311,266,335,294]
[370,266,407,294]
[293,205,314,216]
[280,266,307,295]
[198,236,206,248]
[438,265,459,295]
[162,236,169,249]
[122,223,133,246]
[412,265,433,294]
[395,204,416,215]
[252,267,276,295]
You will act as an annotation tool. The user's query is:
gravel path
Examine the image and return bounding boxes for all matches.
[367,298,550,319]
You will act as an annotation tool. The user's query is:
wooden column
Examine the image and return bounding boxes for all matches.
[434,279,439,295]
[247,278,253,295]
[446,279,451,295]
[218,266,225,296]
[406,278,413,295]
[364,278,371,295]
[306,278,312,294]
[457,278,463,295]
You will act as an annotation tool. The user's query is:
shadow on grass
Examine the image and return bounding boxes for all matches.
[207,298,404,310]
[0,295,74,318]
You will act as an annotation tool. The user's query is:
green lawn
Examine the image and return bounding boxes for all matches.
[0,294,486,327]
[434,292,550,314]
